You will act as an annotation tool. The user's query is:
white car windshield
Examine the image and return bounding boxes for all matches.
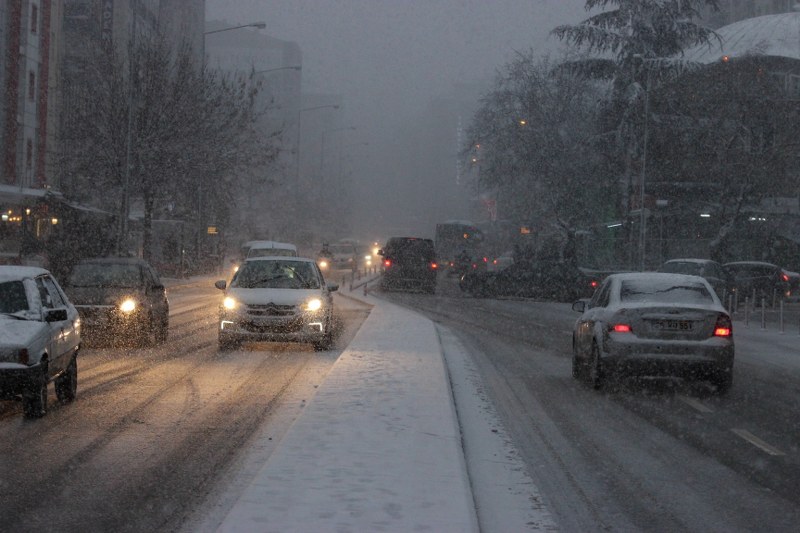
[234,261,320,290]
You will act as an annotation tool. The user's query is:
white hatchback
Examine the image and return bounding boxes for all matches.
[0,266,81,417]
[215,257,338,351]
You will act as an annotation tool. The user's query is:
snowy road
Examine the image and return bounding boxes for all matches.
[381,275,800,532]
[0,282,369,532]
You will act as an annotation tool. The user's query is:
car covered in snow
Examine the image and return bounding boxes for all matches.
[0,266,81,418]
[215,257,338,351]
[571,272,734,393]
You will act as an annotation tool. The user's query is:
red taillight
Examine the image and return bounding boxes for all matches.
[431,262,438,269]
[449,261,454,267]
[472,263,477,269]
[383,259,392,268]
[612,324,632,333]
[782,273,789,282]
[714,315,732,337]
[483,257,488,263]
[590,280,598,288]
[492,259,498,265]
[18,348,29,365]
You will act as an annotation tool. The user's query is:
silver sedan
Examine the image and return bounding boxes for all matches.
[571,272,734,393]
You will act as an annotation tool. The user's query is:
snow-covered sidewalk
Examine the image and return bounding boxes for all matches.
[217,289,478,532]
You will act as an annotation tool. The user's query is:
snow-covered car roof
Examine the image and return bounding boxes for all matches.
[243,256,316,264]
[663,258,717,264]
[604,272,723,310]
[723,261,780,268]
[0,265,51,282]
[244,240,296,250]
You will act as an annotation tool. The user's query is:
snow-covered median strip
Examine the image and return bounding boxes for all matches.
[437,326,558,532]
[218,300,477,532]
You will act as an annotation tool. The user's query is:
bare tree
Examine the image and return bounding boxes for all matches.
[60,32,280,262]
[466,52,614,264]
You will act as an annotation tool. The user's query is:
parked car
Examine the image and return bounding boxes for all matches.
[783,269,800,301]
[215,257,338,351]
[0,266,81,418]
[245,240,298,259]
[379,237,438,294]
[658,258,737,300]
[63,258,169,347]
[461,259,597,301]
[571,272,734,393]
[723,261,790,303]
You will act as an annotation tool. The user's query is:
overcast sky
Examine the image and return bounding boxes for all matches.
[205,0,590,236]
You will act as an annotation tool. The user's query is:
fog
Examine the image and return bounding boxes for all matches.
[206,0,588,240]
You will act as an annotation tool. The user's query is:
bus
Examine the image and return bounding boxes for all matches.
[434,221,484,266]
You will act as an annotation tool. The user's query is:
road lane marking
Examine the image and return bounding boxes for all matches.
[731,428,785,456]
[678,396,714,413]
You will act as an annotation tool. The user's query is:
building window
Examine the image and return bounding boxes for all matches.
[31,4,38,34]
[28,71,35,100]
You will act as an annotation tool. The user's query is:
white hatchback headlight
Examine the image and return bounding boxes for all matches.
[305,298,323,312]
[223,296,238,310]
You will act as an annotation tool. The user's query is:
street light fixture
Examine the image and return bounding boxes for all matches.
[253,65,302,75]
[203,22,266,35]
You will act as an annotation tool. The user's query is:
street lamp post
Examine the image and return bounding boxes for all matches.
[639,65,651,271]
[294,104,340,206]
[320,126,356,182]
[633,54,655,272]
[196,21,266,264]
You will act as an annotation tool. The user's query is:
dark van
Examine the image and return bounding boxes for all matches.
[379,237,438,294]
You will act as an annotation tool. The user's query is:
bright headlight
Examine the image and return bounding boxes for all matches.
[364,255,371,261]
[305,298,323,312]
[223,296,238,310]
[119,298,137,313]
[319,260,329,269]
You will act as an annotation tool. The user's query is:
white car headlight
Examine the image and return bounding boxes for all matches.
[305,298,323,312]
[223,296,238,310]
[319,260,329,269]
[119,298,137,313]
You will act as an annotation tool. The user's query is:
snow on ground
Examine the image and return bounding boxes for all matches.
[192,270,799,533]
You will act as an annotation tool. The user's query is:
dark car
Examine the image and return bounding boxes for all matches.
[723,261,790,304]
[460,259,597,301]
[379,237,438,293]
[63,258,169,347]
[658,259,737,300]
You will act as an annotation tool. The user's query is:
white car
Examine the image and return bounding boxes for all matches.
[572,272,734,393]
[215,257,338,351]
[0,266,81,418]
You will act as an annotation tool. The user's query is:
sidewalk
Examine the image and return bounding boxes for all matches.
[216,280,478,532]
